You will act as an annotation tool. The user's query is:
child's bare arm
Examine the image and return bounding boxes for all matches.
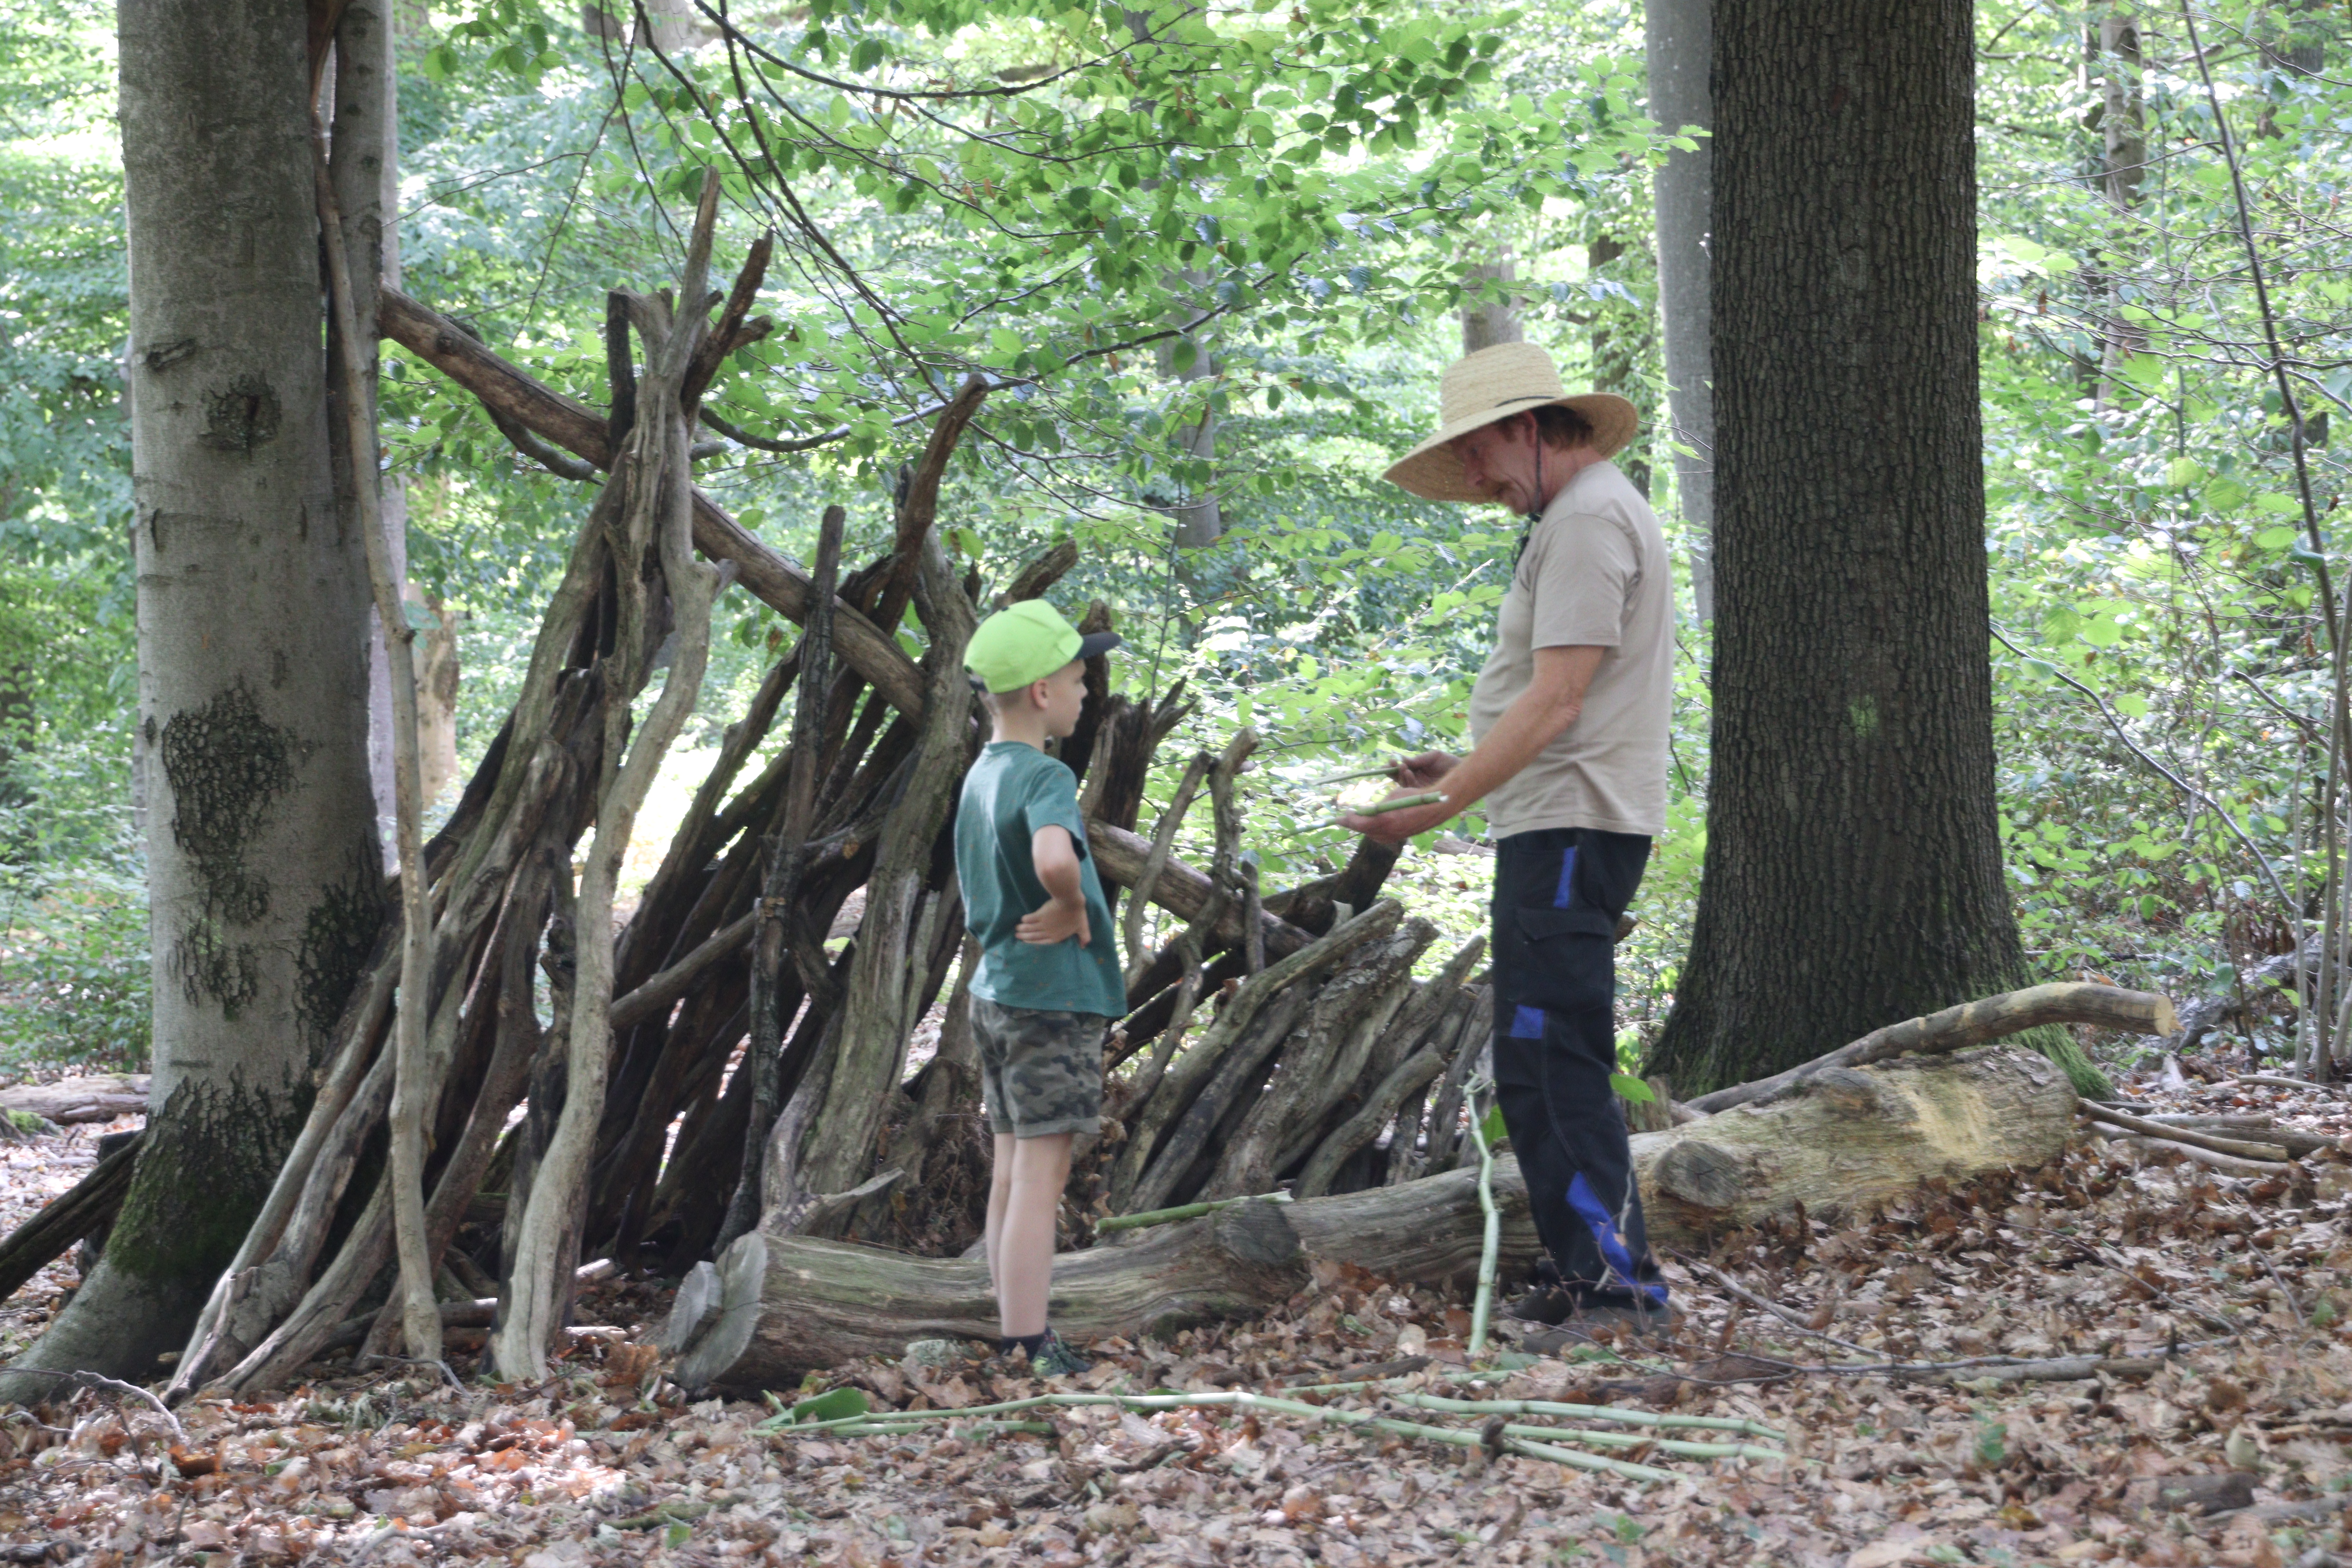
[1015,825,1091,946]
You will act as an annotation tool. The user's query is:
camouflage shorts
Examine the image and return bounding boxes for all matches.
[969,996,1107,1138]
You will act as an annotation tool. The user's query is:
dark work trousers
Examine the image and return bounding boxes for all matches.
[1489,827,1666,1308]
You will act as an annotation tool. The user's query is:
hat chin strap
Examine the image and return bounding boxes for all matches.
[1524,437,1546,526]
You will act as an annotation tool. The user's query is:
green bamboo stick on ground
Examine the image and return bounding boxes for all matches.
[1380,1388,1785,1441]
[765,1388,1693,1485]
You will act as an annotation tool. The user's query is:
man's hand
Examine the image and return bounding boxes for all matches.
[1390,751,1459,789]
[1339,790,1456,845]
[1017,895,1091,946]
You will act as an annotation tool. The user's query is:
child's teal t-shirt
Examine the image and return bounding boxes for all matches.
[955,742,1128,1018]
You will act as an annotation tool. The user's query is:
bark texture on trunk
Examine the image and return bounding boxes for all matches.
[333,0,410,864]
[1460,255,1524,352]
[0,0,380,1397]
[1644,0,1715,621]
[1647,0,2051,1097]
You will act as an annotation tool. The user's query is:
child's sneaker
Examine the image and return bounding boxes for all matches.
[1026,1329,1092,1378]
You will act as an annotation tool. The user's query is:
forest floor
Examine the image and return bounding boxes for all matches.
[0,1060,2346,1566]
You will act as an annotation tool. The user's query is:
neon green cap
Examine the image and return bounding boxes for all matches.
[965,599,1122,693]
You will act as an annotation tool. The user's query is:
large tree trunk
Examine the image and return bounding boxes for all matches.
[2090,10,2146,409]
[1646,0,2055,1097]
[1644,0,1715,622]
[1460,254,1524,352]
[333,0,411,864]
[0,0,379,1397]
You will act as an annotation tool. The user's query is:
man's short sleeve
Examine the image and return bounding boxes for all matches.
[1018,757,1091,855]
[1526,512,1640,650]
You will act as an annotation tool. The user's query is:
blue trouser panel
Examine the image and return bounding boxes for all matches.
[1490,827,1666,1308]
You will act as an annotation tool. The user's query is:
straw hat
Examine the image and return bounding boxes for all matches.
[1382,342,1639,503]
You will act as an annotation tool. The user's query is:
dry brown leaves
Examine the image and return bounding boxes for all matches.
[0,1069,2345,1566]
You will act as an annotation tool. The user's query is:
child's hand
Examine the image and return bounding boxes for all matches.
[1016,895,1091,947]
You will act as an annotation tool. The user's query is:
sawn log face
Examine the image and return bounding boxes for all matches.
[1631,1044,2078,1245]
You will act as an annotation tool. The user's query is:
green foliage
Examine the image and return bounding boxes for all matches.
[0,0,2342,1093]
[0,866,149,1073]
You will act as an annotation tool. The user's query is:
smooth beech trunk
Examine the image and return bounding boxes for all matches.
[1647,0,2053,1097]
[1644,0,1714,621]
[0,0,379,1398]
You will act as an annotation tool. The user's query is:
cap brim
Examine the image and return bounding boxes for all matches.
[1076,631,1123,661]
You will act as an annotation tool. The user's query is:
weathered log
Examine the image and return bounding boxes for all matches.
[0,1078,151,1126]
[2080,1104,2290,1161]
[1632,1045,2078,1244]
[1089,817,1314,965]
[0,1131,145,1300]
[671,1159,1541,1387]
[1683,984,2177,1114]
[696,1045,2079,1379]
[1199,920,1432,1202]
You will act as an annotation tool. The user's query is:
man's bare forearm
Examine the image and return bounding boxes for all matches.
[1429,644,1602,816]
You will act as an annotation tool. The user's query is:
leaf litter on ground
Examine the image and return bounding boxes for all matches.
[0,1063,2345,1564]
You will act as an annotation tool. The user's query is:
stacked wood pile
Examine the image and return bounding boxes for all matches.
[0,199,1495,1393]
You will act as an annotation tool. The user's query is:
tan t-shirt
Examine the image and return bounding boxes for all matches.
[1466,459,1675,840]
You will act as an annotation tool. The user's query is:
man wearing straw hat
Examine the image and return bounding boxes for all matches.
[1342,341,1674,1336]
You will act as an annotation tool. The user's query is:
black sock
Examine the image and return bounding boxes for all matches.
[1001,1330,1049,1356]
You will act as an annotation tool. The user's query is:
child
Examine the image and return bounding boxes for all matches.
[955,599,1127,1376]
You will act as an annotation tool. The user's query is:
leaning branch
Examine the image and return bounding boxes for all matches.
[1685,983,2178,1114]
[377,287,926,718]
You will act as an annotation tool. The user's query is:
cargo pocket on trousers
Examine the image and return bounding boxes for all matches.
[1513,906,1619,1014]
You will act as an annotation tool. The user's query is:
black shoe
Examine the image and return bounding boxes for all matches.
[1510,1284,1575,1325]
[1026,1328,1093,1378]
[1521,1298,1681,1354]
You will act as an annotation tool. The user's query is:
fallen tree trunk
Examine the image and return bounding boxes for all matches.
[1632,1045,2078,1244]
[676,1039,2084,1383]
[0,1078,151,1125]
[667,1159,1541,1387]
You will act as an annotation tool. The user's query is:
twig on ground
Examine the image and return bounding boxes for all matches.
[358,1354,466,1392]
[1,1369,187,1445]
[1675,1256,1891,1363]
[2014,1225,2245,1338]
[2080,1103,2292,1161]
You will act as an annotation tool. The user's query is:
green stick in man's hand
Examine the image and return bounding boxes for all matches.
[1336,792,1443,824]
